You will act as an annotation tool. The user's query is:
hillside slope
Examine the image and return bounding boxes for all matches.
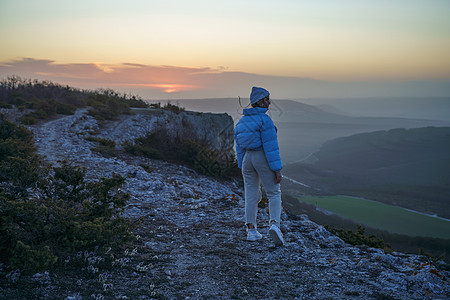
[314,127,450,185]
[1,108,448,299]
[285,127,450,218]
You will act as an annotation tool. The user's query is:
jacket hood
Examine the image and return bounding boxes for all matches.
[243,107,268,115]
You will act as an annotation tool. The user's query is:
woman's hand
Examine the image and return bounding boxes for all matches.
[275,171,282,184]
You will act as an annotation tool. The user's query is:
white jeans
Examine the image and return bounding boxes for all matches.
[242,150,282,228]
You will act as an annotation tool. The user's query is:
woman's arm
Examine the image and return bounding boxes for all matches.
[260,116,282,172]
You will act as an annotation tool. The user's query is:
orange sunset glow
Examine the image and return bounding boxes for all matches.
[126,83,200,94]
[0,0,449,99]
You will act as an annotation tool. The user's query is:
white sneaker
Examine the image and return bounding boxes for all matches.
[247,229,263,241]
[269,224,284,246]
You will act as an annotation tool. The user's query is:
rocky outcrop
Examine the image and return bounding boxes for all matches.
[97,108,235,164]
[4,108,448,299]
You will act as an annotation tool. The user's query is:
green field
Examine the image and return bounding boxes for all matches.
[296,195,450,239]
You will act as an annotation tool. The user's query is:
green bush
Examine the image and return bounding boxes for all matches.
[325,225,387,249]
[87,91,132,121]
[140,163,154,173]
[1,162,132,273]
[0,115,41,195]
[0,115,35,155]
[56,102,77,115]
[126,96,149,108]
[0,116,133,274]
[83,129,122,160]
[163,102,185,114]
[85,136,116,148]
[0,102,13,109]
[20,110,47,124]
[124,128,239,178]
[1,77,88,112]
[123,140,162,159]
[36,99,57,117]
[8,94,27,107]
[9,241,58,272]
[20,115,39,125]
[149,102,161,109]
[91,145,118,158]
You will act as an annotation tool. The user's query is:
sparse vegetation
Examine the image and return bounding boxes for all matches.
[139,163,154,173]
[123,139,162,160]
[325,225,387,249]
[0,116,133,274]
[0,76,149,124]
[124,127,239,178]
[162,101,185,114]
[85,136,118,157]
[86,89,132,121]
[149,102,161,109]
[85,136,116,148]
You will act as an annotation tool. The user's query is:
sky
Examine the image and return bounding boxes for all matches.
[1,0,449,99]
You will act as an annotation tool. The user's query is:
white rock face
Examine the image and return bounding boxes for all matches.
[26,108,449,299]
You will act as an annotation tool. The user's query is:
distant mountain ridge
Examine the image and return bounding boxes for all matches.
[298,97,450,122]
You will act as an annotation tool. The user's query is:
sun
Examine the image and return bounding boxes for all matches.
[157,84,179,93]
[123,83,199,94]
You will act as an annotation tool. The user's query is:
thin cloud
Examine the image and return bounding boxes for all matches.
[0,58,213,94]
[0,58,448,99]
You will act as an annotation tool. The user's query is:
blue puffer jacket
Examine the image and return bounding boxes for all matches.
[234,107,282,172]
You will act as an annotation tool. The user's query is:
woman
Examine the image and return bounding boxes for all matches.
[234,86,284,246]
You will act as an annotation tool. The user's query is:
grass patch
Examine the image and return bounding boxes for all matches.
[123,141,162,159]
[85,136,116,148]
[296,195,450,239]
[85,136,118,158]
